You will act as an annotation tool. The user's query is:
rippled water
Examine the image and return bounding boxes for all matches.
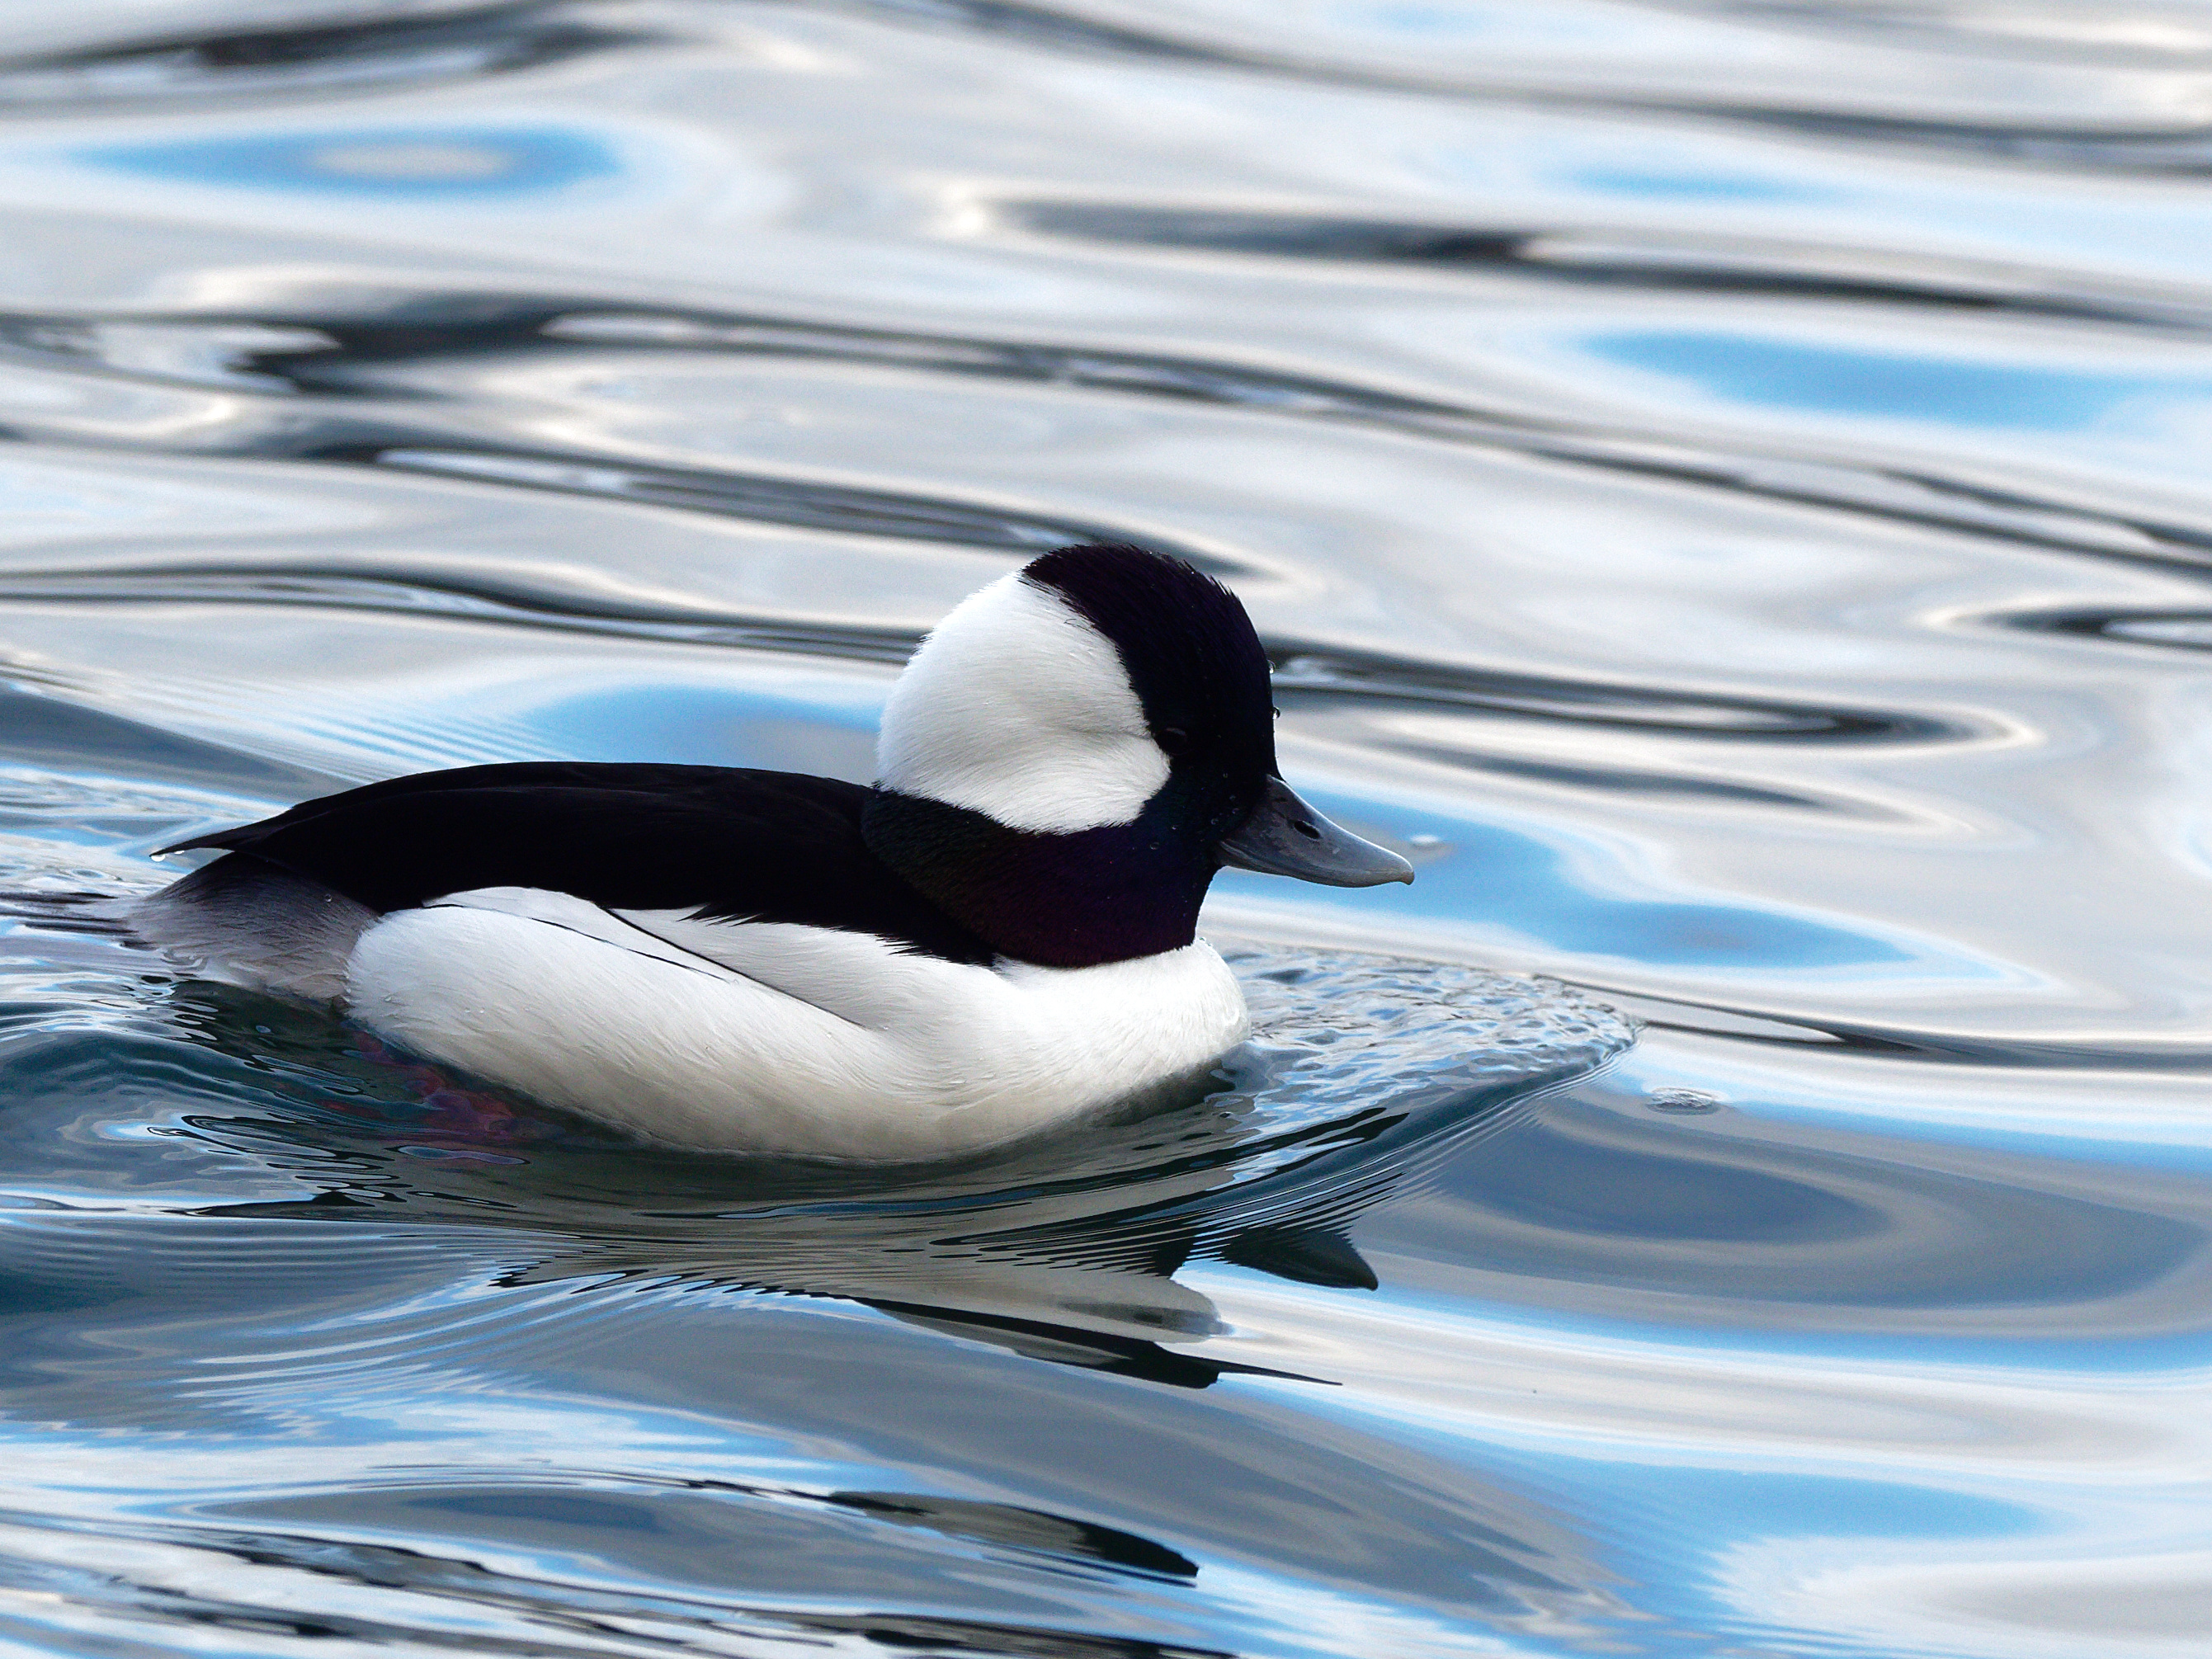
[4,2,2212,1653]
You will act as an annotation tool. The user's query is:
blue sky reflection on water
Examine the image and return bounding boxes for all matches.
[75,125,621,198]
[526,681,889,775]
[1565,168,1828,203]
[1535,1464,2048,1658]
[1219,785,1919,973]
[1589,331,2206,432]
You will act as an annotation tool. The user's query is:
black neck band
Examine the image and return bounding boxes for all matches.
[861,789,1215,969]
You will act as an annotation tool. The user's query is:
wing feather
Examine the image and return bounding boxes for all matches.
[163,763,994,964]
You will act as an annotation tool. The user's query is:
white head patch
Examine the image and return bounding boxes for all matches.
[877,573,1169,832]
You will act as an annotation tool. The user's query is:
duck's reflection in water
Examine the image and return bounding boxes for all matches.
[161,943,2212,1369]
[184,1051,1526,1389]
[160,946,1628,1389]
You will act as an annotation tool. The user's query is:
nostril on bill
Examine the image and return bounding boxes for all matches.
[1293,820,1322,840]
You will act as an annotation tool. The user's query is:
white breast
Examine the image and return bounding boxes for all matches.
[341,888,1249,1159]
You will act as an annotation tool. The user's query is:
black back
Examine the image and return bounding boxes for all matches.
[163,762,997,964]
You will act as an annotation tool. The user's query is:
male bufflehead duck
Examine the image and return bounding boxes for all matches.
[134,544,1413,1158]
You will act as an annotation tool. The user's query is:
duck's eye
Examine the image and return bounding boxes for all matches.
[1157,725,1190,756]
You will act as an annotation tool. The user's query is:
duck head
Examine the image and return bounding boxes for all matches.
[862,543,1412,967]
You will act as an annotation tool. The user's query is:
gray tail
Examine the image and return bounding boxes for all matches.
[132,854,375,1004]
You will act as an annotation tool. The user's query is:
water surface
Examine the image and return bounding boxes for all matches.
[4,2,2212,1654]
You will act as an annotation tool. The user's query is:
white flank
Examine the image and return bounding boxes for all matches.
[343,888,1249,1159]
[876,573,1169,832]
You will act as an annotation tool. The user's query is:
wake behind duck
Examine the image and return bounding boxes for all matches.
[134,544,1413,1158]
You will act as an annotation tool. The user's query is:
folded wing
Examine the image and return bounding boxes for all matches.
[159,762,993,964]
